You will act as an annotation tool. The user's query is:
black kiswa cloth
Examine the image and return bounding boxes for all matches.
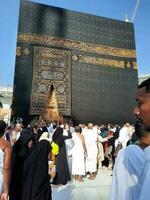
[22,140,52,200]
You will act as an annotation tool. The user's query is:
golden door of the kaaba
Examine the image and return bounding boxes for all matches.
[43,85,60,121]
[29,46,71,121]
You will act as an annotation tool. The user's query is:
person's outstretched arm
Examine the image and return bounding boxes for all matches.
[2,144,12,200]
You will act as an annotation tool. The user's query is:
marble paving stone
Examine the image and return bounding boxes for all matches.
[52,168,112,200]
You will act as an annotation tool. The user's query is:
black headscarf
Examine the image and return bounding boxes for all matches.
[52,127,64,147]
[21,140,52,200]
[9,129,33,200]
[13,129,33,158]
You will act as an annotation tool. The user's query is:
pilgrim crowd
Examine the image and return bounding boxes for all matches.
[0,77,150,200]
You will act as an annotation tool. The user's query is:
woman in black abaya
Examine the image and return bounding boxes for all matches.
[9,129,33,200]
[21,138,52,200]
[52,127,72,185]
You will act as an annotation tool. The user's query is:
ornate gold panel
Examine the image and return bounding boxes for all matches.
[30,46,71,116]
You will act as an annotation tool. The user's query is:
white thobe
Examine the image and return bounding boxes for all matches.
[110,145,145,200]
[139,146,150,200]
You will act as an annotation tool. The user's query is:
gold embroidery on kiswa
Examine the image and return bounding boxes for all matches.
[78,55,125,68]
[18,33,136,59]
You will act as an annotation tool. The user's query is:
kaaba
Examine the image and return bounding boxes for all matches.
[12,0,138,125]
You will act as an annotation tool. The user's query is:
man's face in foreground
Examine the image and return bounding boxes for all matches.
[134,87,150,130]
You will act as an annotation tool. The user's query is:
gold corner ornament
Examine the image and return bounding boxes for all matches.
[23,48,30,56]
[18,33,136,59]
[133,62,138,69]
[16,47,30,56]
[16,47,21,56]
[72,54,79,61]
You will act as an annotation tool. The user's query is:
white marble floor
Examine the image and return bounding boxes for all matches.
[52,167,112,200]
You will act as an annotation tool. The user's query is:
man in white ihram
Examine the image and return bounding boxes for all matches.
[84,123,98,180]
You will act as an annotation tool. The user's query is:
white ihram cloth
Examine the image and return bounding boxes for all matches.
[63,129,73,156]
[0,149,4,195]
[72,133,85,175]
[84,129,98,173]
[109,145,145,200]
[63,129,73,174]
[117,126,131,148]
[139,146,150,200]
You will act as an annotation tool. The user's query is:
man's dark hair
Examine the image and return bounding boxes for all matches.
[75,126,82,133]
[0,101,3,108]
[138,78,150,93]
[0,120,6,137]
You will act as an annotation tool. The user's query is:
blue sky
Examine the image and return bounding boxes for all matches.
[0,0,149,86]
